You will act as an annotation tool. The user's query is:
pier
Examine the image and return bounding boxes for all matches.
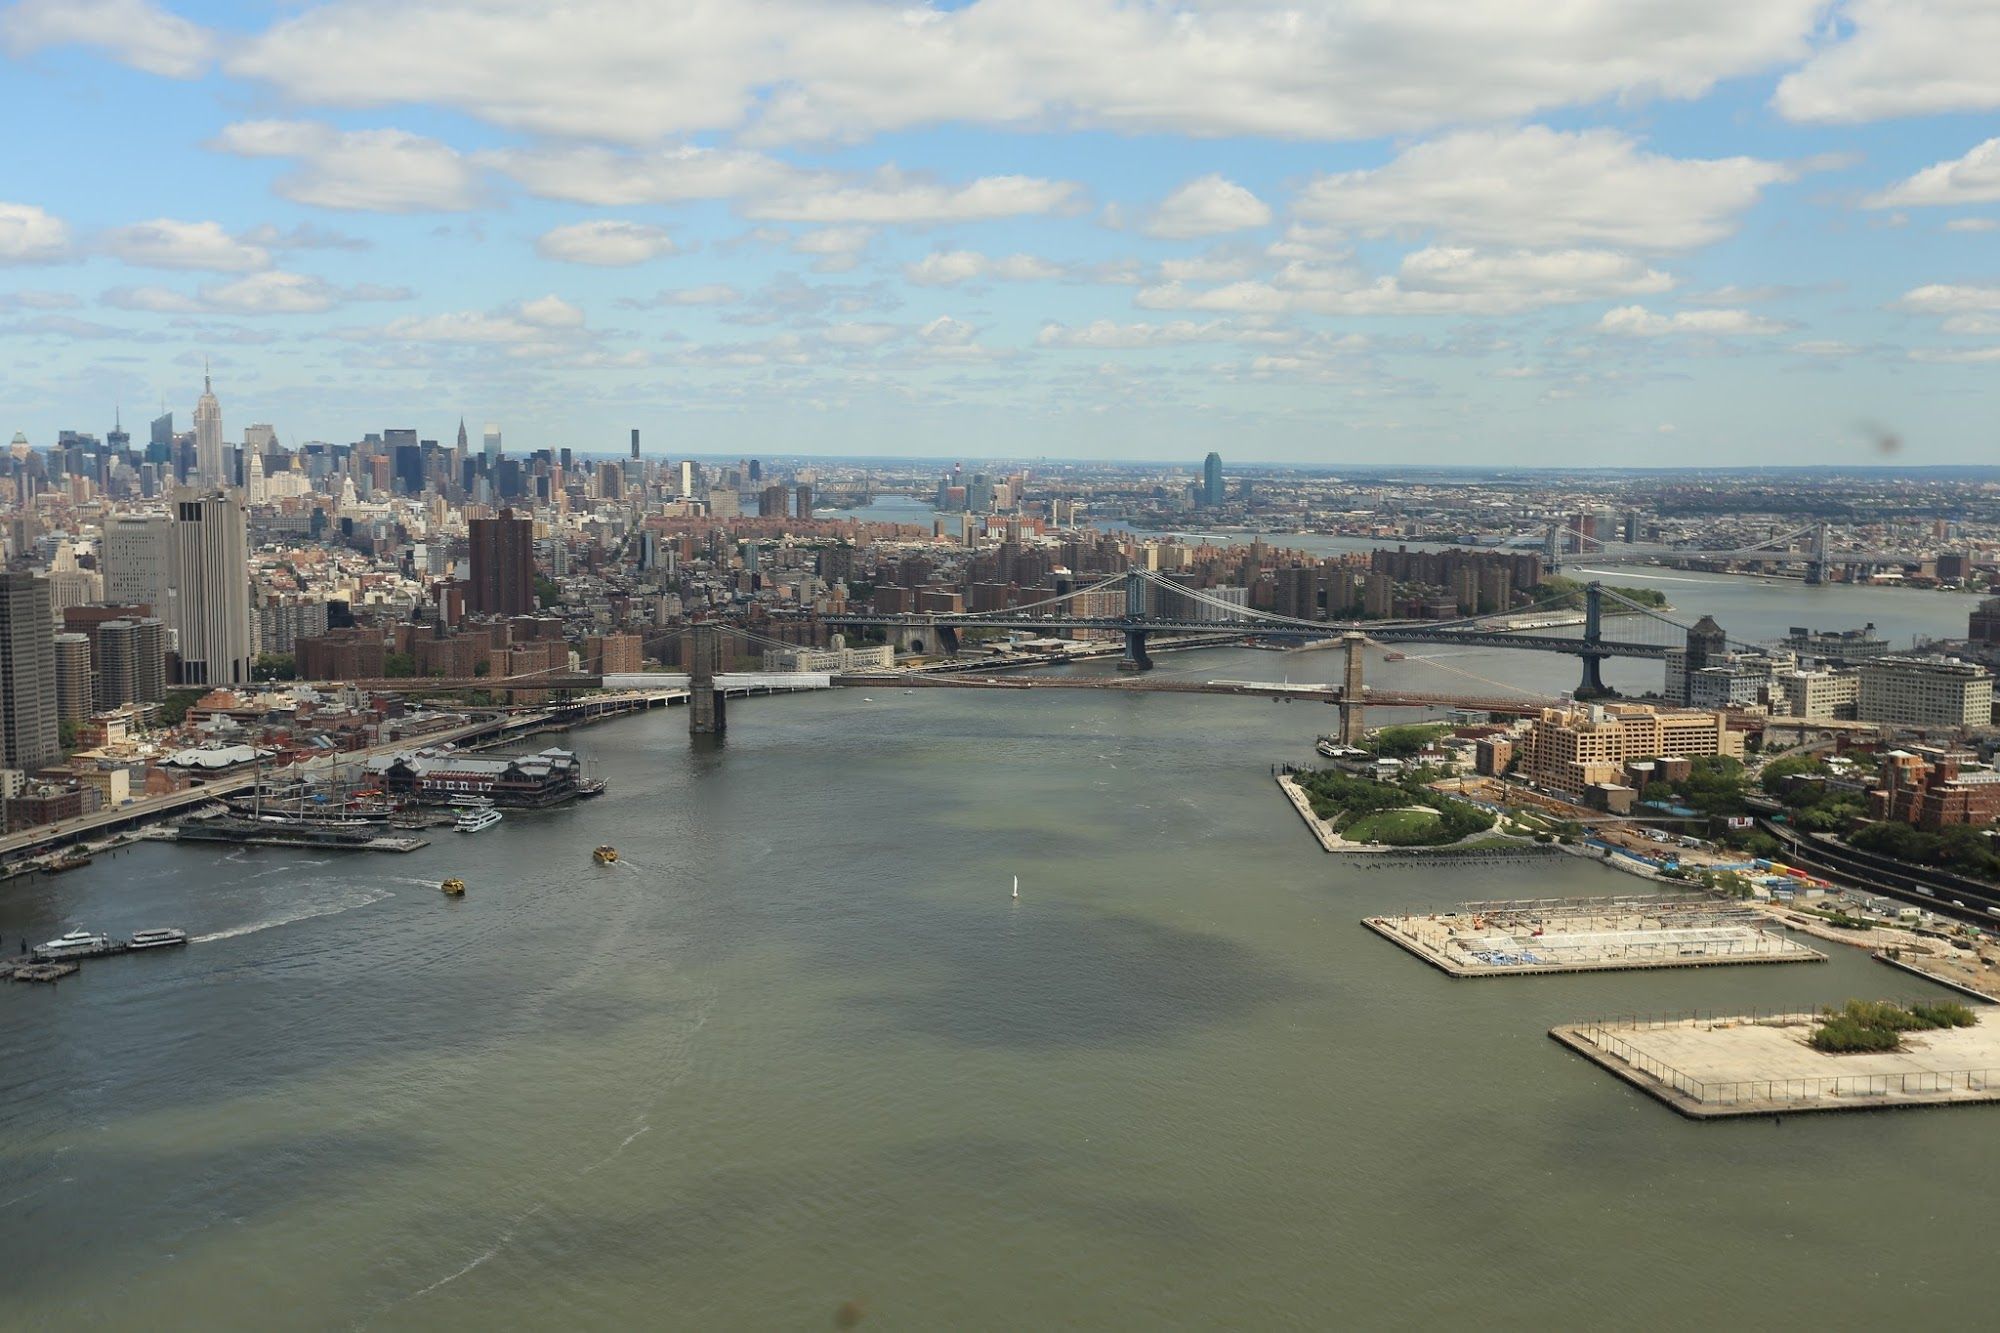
[1553,1008,2000,1118]
[1366,896,1826,978]
[172,820,428,853]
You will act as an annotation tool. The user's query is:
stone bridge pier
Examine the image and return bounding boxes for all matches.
[891,619,959,660]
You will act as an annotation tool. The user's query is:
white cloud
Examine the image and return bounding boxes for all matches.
[1940,314,2000,335]
[1138,246,1673,317]
[0,289,79,312]
[905,250,1064,286]
[1946,217,2000,233]
[0,202,71,263]
[1776,0,2000,124]
[1597,305,1789,336]
[227,0,1824,145]
[485,144,804,205]
[1144,175,1271,239]
[1868,137,2000,208]
[102,270,359,315]
[211,121,482,213]
[1293,127,1788,251]
[1895,284,2000,314]
[787,226,874,272]
[101,219,270,272]
[744,170,1079,224]
[1037,319,1279,349]
[535,221,677,266]
[1911,345,2000,364]
[1,0,214,78]
[519,294,586,328]
[618,284,742,309]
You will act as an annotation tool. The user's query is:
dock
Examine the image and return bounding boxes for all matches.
[2,961,81,984]
[1366,896,1826,979]
[1552,1008,2000,1119]
[172,820,427,853]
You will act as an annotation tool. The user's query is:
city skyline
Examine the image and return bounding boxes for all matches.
[4,2,2000,465]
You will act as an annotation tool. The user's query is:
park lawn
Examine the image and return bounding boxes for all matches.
[1342,806,1443,843]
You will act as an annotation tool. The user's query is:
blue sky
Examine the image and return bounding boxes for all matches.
[3,0,2000,465]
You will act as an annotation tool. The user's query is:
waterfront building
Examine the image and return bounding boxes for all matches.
[173,490,254,687]
[468,507,536,616]
[1516,703,1743,797]
[93,617,167,709]
[1773,667,1860,720]
[760,642,895,672]
[1856,655,1993,727]
[1969,598,2000,646]
[1782,623,1890,662]
[365,746,582,807]
[0,572,59,776]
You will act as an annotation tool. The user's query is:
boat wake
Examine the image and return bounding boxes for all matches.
[410,1202,548,1299]
[192,887,394,944]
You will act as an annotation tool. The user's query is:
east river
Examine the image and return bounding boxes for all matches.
[1,567,1993,1327]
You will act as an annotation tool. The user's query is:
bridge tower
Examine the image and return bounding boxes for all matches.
[1542,520,1562,575]
[1804,520,1830,587]
[1575,582,1616,699]
[687,623,726,735]
[1337,632,1367,746]
[1118,568,1152,672]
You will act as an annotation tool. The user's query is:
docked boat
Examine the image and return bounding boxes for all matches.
[576,779,607,798]
[446,794,496,808]
[128,928,188,950]
[456,807,503,834]
[47,852,93,872]
[440,878,467,897]
[37,928,111,957]
[593,845,619,865]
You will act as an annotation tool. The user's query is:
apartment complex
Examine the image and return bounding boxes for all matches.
[1856,655,1993,727]
[1516,703,1744,797]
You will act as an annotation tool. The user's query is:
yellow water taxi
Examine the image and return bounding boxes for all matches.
[593,846,619,865]
[440,878,467,896]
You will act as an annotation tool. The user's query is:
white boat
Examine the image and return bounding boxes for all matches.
[456,806,504,833]
[1012,874,1019,901]
[446,794,495,808]
[128,928,188,950]
[37,928,111,957]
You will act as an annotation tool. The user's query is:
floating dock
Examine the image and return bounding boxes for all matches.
[2,960,80,984]
[1553,1009,2000,1118]
[1366,895,1826,978]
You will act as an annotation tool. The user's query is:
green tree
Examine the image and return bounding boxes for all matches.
[383,652,416,678]
[254,652,297,681]
[535,576,562,609]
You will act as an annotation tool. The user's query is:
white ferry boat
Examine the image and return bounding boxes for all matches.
[456,806,504,834]
[128,928,188,950]
[37,928,111,957]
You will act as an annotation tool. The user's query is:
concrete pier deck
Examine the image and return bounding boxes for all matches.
[1367,897,1826,978]
[1553,1010,2000,1118]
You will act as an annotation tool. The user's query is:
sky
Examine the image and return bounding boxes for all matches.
[3,0,2000,467]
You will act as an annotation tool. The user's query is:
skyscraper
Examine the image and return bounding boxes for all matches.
[1202,452,1224,508]
[173,491,253,686]
[0,572,59,775]
[194,364,224,488]
[94,617,166,709]
[630,428,641,461]
[103,513,177,631]
[52,633,92,723]
[678,459,697,498]
[468,507,537,615]
[482,424,502,465]
[147,410,174,467]
[456,417,470,460]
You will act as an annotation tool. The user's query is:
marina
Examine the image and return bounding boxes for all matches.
[1366,896,1827,977]
[171,818,429,853]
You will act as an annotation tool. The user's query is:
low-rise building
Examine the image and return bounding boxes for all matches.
[1870,751,2000,830]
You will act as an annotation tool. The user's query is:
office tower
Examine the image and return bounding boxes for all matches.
[194,364,224,488]
[747,459,761,482]
[173,491,253,687]
[0,572,59,775]
[147,410,174,467]
[1202,452,1224,508]
[482,424,501,464]
[93,616,167,709]
[245,447,268,503]
[52,633,92,722]
[678,459,697,498]
[759,484,788,517]
[107,408,130,453]
[630,428,641,460]
[793,483,813,519]
[243,423,276,455]
[104,513,177,630]
[468,507,536,615]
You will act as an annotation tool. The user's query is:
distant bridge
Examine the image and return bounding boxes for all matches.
[827,569,1723,697]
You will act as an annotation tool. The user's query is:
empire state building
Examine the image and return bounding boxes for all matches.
[193,363,223,488]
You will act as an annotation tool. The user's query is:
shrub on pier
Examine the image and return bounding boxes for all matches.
[1808,998,1977,1053]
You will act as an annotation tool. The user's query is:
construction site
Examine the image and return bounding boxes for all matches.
[1365,894,1827,978]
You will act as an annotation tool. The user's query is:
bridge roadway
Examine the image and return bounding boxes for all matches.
[834,672,1557,715]
[824,615,1668,659]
